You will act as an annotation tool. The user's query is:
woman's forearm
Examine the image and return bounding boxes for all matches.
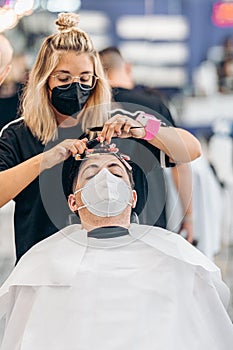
[0,138,87,207]
[0,154,43,207]
[148,127,202,163]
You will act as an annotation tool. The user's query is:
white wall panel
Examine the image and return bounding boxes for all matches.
[117,15,189,41]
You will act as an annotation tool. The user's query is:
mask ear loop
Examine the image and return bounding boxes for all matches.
[74,188,81,196]
[73,188,88,211]
[76,204,88,212]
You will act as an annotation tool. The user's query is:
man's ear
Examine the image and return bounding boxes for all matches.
[68,194,78,212]
[106,68,114,82]
[0,64,11,86]
[132,190,137,208]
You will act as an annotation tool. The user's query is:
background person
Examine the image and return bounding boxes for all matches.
[0,34,13,87]
[99,46,194,242]
[0,148,232,350]
[0,53,28,130]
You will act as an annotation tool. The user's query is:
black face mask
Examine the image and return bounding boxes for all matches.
[51,82,92,118]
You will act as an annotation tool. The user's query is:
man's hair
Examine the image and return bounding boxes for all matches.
[98,46,125,73]
[21,12,111,144]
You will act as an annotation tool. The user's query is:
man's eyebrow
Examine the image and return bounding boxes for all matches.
[107,163,124,170]
[81,162,123,177]
[81,164,99,176]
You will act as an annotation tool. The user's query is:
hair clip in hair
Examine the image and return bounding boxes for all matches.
[115,153,132,171]
[85,142,119,156]
[74,141,132,171]
[74,140,118,160]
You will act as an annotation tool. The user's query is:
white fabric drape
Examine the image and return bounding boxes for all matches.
[165,155,224,260]
[0,224,232,350]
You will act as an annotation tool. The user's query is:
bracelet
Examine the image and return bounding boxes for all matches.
[136,113,161,141]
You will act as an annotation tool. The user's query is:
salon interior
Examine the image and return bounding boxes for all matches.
[0,0,233,324]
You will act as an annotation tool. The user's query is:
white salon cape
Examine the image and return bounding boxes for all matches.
[0,224,232,350]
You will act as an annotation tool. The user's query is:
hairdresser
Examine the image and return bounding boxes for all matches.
[0,13,201,263]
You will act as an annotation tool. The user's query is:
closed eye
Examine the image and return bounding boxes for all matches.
[85,174,96,180]
[84,170,99,180]
[112,173,123,178]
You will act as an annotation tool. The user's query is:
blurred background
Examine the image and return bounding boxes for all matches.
[2,0,233,131]
[0,0,233,322]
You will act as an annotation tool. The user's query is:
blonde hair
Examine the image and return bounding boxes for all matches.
[22,12,111,144]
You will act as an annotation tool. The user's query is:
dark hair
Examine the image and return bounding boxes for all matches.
[98,46,124,72]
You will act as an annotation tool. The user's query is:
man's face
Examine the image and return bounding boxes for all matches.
[68,154,137,218]
[76,154,132,191]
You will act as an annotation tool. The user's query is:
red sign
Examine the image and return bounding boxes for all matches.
[212,2,233,27]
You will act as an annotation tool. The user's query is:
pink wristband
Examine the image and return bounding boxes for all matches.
[136,113,161,141]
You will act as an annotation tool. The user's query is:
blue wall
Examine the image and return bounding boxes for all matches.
[80,0,233,82]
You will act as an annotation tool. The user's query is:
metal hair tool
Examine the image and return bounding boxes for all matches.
[74,136,103,160]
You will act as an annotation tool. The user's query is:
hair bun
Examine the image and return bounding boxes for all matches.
[56,12,79,32]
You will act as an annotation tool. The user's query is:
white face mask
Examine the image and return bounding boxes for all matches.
[74,168,133,217]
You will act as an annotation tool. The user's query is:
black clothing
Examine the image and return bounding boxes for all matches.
[0,83,22,130]
[0,119,83,262]
[111,87,176,228]
[112,87,174,127]
[0,116,171,261]
[88,226,129,239]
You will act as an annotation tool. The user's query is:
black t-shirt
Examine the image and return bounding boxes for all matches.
[0,119,84,262]
[111,87,176,228]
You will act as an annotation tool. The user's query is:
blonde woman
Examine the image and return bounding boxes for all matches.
[0,13,201,263]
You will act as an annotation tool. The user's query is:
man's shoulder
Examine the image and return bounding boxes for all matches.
[22,224,84,255]
[112,87,174,124]
[129,224,219,272]
[113,87,160,105]
[0,225,85,295]
[113,87,163,105]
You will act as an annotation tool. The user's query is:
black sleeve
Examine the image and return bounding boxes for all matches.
[0,122,44,171]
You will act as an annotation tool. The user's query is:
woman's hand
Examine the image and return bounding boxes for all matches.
[41,138,87,170]
[178,218,194,244]
[0,138,88,207]
[100,114,146,143]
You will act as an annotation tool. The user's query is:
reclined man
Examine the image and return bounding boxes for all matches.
[0,145,232,350]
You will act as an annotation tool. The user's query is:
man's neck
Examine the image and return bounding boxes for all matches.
[110,80,134,90]
[82,221,130,232]
[80,215,130,232]
[108,71,135,90]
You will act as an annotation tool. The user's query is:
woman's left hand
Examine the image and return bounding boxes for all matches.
[100,114,146,143]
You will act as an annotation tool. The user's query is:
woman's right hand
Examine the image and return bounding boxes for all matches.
[41,138,87,170]
[0,138,87,208]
